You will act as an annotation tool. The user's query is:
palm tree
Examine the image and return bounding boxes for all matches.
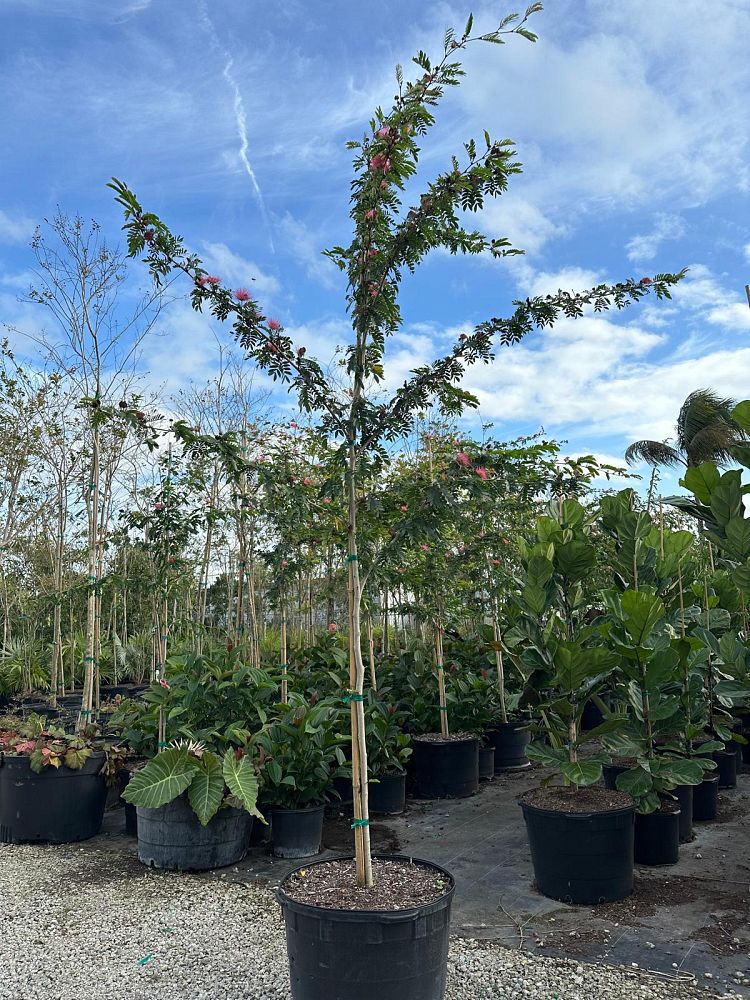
[625,388,748,469]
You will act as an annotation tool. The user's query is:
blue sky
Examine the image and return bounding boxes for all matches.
[2,0,749,490]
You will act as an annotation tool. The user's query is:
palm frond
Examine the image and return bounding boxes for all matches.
[624,440,682,468]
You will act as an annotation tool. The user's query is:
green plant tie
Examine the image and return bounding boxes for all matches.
[436,664,444,671]
[342,693,365,704]
[346,438,356,444]
[160,635,167,641]
[346,554,359,563]
[137,953,155,967]
[438,706,448,712]
[351,818,369,829]
[158,741,168,748]
[84,656,95,662]
[80,709,91,717]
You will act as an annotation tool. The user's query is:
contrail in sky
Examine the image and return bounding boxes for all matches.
[197,1,275,253]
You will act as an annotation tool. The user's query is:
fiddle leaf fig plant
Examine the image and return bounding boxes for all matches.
[509,499,620,786]
[601,588,705,813]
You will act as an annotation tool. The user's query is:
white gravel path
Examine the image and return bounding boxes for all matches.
[0,844,725,1000]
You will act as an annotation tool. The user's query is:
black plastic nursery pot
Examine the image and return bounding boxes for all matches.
[0,751,107,844]
[634,806,680,866]
[487,722,530,772]
[693,773,720,821]
[411,736,479,799]
[136,793,253,871]
[277,855,455,1000]
[602,762,631,790]
[581,693,612,731]
[368,772,406,815]
[333,773,354,805]
[271,804,326,859]
[713,749,737,789]
[519,790,635,904]
[478,745,495,781]
[674,784,694,844]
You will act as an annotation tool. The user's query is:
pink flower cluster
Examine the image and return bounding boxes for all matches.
[369,153,391,173]
[234,288,252,301]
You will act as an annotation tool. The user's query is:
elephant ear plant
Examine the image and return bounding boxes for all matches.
[110,0,682,907]
[122,740,263,826]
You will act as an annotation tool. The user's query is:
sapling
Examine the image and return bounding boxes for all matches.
[111,7,682,885]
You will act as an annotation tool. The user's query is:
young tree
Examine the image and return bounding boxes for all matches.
[111,5,682,887]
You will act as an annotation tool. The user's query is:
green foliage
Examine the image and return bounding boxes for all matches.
[122,743,262,826]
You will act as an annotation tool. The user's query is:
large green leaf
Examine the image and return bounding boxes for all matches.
[732,560,750,594]
[682,463,720,505]
[122,748,196,810]
[187,752,225,826]
[644,646,680,689]
[526,553,554,588]
[615,766,652,797]
[710,471,743,528]
[554,540,596,582]
[725,517,750,561]
[619,589,664,646]
[559,759,602,787]
[732,400,750,434]
[222,751,263,818]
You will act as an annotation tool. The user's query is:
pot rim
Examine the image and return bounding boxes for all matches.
[277,853,455,921]
[519,790,635,820]
[270,802,326,815]
[412,734,479,746]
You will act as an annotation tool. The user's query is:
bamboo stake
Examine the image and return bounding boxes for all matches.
[280,601,288,703]
[435,627,449,737]
[366,616,377,691]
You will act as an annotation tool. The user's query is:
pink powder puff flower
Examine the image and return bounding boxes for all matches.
[234,288,252,301]
[205,275,221,285]
[195,275,208,287]
[475,466,488,480]
[421,543,429,551]
[365,208,377,220]
[322,496,331,505]
[376,125,390,139]
[380,180,388,189]
[281,559,289,568]
[268,318,282,331]
[160,679,170,689]
[455,451,471,467]
[368,283,379,298]
[492,559,500,566]
[368,248,378,257]
[297,346,306,356]
[290,421,299,429]
[328,622,337,633]
[369,154,387,172]
[302,477,312,486]
[400,504,408,512]
[640,276,653,285]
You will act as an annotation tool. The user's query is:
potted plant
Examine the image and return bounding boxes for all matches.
[600,588,706,864]
[0,713,112,843]
[511,500,637,904]
[255,694,346,858]
[122,739,262,870]
[363,691,412,814]
[113,2,681,989]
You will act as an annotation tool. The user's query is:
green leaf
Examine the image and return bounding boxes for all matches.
[222,751,262,818]
[554,539,596,582]
[619,589,664,645]
[187,752,225,826]
[122,749,196,810]
[725,517,750,561]
[710,472,743,528]
[559,759,602,787]
[615,766,652,797]
[732,400,750,434]
[682,463,720,505]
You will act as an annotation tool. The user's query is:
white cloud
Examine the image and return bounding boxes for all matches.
[479,196,567,256]
[744,242,750,264]
[626,213,685,263]
[0,209,35,245]
[200,243,280,299]
[275,213,341,290]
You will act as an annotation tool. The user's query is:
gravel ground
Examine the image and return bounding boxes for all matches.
[0,844,731,1000]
